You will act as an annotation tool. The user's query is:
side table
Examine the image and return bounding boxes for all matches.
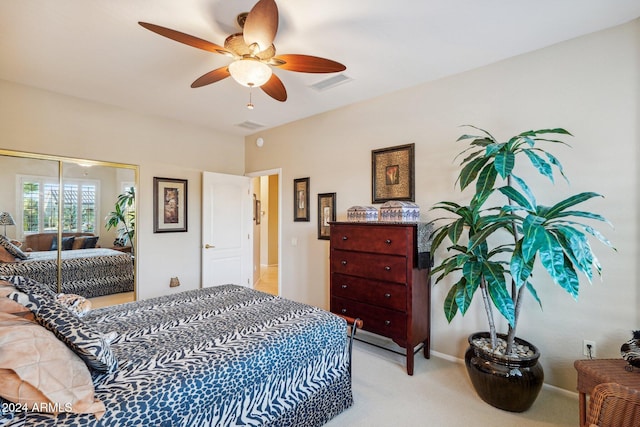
[574,358,640,426]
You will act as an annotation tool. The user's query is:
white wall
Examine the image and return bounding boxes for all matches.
[0,80,245,300]
[245,19,639,391]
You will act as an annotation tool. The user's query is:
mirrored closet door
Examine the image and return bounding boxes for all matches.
[0,149,138,306]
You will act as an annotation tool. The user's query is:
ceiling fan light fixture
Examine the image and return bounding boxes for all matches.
[229,58,272,88]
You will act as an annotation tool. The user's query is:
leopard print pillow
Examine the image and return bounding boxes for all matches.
[56,293,92,317]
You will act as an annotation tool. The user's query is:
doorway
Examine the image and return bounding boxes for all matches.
[248,169,281,296]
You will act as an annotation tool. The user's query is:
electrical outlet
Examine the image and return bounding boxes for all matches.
[583,340,596,358]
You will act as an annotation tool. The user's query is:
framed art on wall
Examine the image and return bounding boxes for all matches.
[153,177,188,233]
[317,192,336,240]
[371,143,415,203]
[293,177,310,222]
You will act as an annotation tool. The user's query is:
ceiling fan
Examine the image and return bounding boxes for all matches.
[139,0,346,104]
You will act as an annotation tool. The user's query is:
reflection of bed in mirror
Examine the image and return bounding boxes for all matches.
[0,149,138,304]
[0,248,134,298]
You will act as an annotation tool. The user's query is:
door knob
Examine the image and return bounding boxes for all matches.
[204,244,215,249]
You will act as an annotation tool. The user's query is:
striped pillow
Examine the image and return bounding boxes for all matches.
[0,235,27,260]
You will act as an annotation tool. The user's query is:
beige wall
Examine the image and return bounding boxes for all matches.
[0,79,245,300]
[245,19,639,391]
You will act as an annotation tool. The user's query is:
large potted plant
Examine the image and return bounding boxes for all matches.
[105,187,135,256]
[429,126,614,412]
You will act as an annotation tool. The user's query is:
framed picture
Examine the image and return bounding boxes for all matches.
[371,143,415,203]
[293,177,310,222]
[153,177,188,233]
[255,198,261,225]
[317,192,336,240]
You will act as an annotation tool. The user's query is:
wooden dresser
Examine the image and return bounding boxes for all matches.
[329,222,431,375]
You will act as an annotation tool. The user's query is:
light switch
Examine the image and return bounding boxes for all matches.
[291,237,298,247]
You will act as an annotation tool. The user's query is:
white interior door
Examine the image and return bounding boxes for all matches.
[201,171,252,288]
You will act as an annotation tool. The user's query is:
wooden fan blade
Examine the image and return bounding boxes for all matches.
[139,22,230,55]
[243,0,279,53]
[260,74,287,102]
[191,67,231,88]
[271,54,346,73]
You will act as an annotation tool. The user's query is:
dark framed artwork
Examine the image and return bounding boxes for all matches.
[293,177,310,222]
[153,177,188,233]
[317,192,336,240]
[371,143,415,203]
[255,199,261,225]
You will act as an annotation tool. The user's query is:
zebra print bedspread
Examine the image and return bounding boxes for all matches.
[0,249,134,298]
[1,285,353,426]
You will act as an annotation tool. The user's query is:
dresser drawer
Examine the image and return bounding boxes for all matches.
[331,250,407,283]
[331,273,407,311]
[330,224,411,255]
[331,297,406,339]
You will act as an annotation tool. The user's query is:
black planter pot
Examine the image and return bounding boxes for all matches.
[464,332,544,412]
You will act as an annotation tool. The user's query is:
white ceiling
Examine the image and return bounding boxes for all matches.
[1,1,639,136]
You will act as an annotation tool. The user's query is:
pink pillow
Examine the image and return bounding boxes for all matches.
[0,312,105,418]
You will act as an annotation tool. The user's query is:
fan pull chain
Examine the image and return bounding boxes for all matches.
[247,84,255,110]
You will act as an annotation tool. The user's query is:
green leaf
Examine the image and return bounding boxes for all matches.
[510,243,535,287]
[463,261,483,285]
[525,282,542,310]
[549,210,612,226]
[494,150,515,178]
[511,175,537,210]
[544,152,569,184]
[482,262,515,326]
[553,226,594,282]
[461,125,497,142]
[584,225,616,250]
[448,218,465,244]
[459,157,489,190]
[468,222,510,253]
[444,283,461,323]
[520,128,572,137]
[457,276,478,315]
[498,186,534,211]
[429,226,452,254]
[538,233,580,300]
[485,143,505,156]
[523,149,554,182]
[476,163,498,197]
[458,149,484,164]
[457,134,483,142]
[546,192,603,218]
[521,215,547,261]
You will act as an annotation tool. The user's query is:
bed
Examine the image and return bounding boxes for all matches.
[0,280,353,426]
[0,248,134,298]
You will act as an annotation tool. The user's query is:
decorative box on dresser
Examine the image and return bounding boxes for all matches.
[329,221,431,375]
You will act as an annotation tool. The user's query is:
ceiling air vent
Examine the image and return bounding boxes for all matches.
[310,74,352,92]
[236,120,266,130]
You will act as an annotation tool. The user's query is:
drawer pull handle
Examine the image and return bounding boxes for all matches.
[384,266,391,271]
[384,293,391,298]
[341,284,348,289]
[342,260,348,266]
[342,236,348,241]
[385,239,392,245]
[384,320,391,326]
[341,308,347,314]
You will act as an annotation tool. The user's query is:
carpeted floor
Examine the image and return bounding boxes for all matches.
[326,335,578,427]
